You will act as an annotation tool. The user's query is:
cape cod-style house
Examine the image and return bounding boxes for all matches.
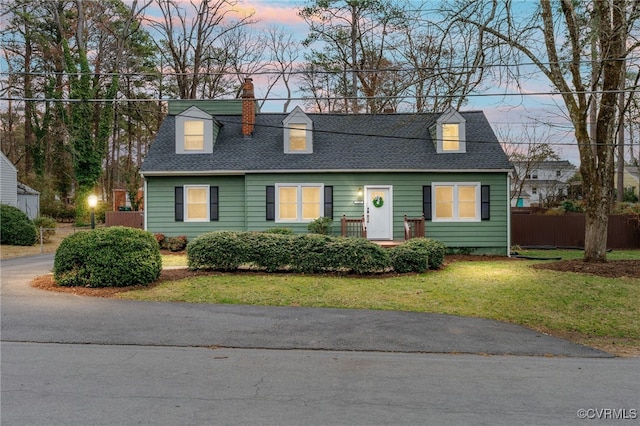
[140,78,513,255]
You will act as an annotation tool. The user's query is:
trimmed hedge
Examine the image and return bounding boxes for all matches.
[391,238,446,272]
[187,231,391,274]
[187,231,446,274]
[54,226,162,287]
[0,204,37,246]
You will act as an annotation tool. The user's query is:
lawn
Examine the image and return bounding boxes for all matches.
[122,249,640,356]
[6,237,639,356]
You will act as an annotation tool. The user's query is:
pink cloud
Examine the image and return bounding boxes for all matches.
[238,0,307,31]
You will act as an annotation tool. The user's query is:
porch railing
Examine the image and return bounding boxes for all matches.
[341,215,367,238]
[404,215,425,240]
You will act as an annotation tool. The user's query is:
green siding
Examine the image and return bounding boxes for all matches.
[146,172,509,255]
[245,172,509,255]
[168,99,255,115]
[145,176,245,240]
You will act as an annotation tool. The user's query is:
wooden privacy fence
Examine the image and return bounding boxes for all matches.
[511,213,640,249]
[105,211,144,229]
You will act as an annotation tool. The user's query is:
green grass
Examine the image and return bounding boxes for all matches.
[137,250,640,354]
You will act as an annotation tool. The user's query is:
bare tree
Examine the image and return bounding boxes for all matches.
[447,0,640,262]
[299,0,408,113]
[264,25,301,113]
[392,9,488,112]
[147,0,257,99]
[499,125,560,206]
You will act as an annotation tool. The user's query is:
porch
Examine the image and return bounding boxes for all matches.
[340,214,425,247]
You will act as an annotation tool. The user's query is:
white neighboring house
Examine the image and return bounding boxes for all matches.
[17,182,40,219]
[619,166,639,199]
[1,151,40,219]
[0,151,18,207]
[511,160,577,207]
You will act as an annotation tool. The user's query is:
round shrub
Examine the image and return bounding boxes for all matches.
[390,245,429,273]
[167,235,188,252]
[394,238,446,270]
[0,204,37,246]
[326,237,390,274]
[33,216,57,243]
[54,226,161,287]
[289,233,334,273]
[307,217,333,235]
[187,231,251,271]
[240,232,293,272]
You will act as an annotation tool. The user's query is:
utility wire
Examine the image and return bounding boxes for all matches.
[2,86,640,103]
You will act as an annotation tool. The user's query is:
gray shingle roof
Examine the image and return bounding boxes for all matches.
[140,111,512,174]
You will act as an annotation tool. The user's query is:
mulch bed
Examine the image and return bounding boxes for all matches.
[532,259,640,278]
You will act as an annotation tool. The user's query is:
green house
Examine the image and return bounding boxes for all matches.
[140,78,513,255]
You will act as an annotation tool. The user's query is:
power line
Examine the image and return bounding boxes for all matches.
[2,87,639,104]
[1,54,639,77]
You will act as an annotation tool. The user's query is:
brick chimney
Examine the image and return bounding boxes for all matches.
[241,77,255,136]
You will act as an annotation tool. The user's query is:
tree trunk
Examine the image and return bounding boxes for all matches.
[583,185,610,262]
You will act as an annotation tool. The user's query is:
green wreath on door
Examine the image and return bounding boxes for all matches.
[372,195,384,208]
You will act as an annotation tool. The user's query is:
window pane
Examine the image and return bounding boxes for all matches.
[442,123,459,151]
[459,203,477,218]
[184,120,204,135]
[186,187,208,220]
[184,136,203,150]
[301,187,320,220]
[289,124,307,151]
[184,121,204,150]
[279,204,297,220]
[435,186,453,218]
[187,204,207,220]
[187,188,207,203]
[458,186,476,202]
[458,186,477,219]
[279,187,297,203]
[278,187,298,220]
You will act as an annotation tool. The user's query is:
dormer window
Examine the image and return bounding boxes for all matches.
[288,123,308,151]
[434,109,466,153]
[283,106,313,154]
[175,106,216,154]
[442,123,460,151]
[184,120,204,151]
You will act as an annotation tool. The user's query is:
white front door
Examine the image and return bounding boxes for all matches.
[365,185,393,240]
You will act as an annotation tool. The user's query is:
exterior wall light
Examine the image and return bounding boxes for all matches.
[88,194,98,230]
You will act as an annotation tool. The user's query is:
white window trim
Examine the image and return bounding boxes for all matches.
[275,183,324,223]
[175,106,214,154]
[432,182,481,222]
[184,185,210,222]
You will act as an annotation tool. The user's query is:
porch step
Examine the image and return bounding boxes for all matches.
[371,240,404,248]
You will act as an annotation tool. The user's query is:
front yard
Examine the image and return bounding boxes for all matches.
[30,249,640,357]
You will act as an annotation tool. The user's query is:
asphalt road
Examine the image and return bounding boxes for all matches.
[1,254,638,425]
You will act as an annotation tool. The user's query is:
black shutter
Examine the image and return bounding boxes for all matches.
[423,186,432,220]
[481,185,490,220]
[266,185,275,221]
[324,186,333,219]
[210,186,219,221]
[174,187,184,222]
